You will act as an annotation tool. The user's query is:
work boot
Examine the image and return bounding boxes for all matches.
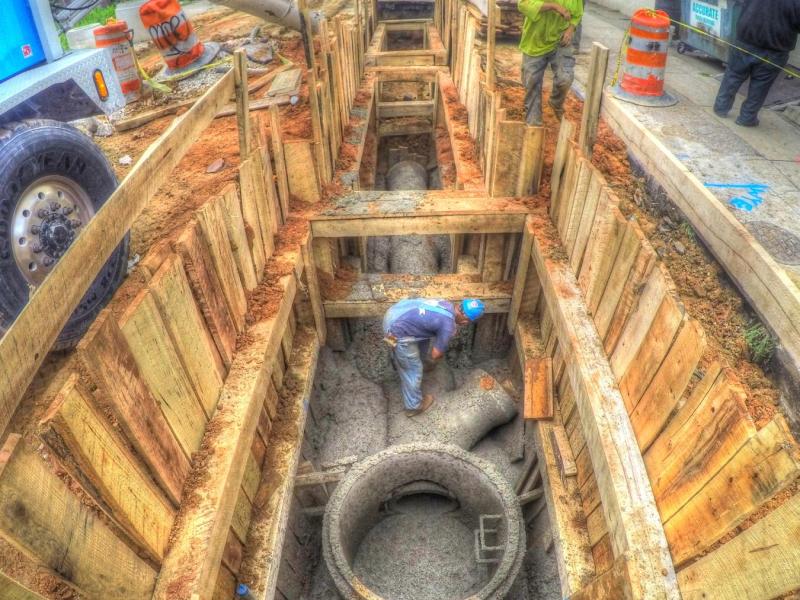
[735,116,759,127]
[406,394,434,417]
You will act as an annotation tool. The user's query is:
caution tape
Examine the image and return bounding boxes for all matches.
[610,9,800,87]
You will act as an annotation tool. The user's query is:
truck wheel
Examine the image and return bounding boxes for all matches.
[0,120,129,350]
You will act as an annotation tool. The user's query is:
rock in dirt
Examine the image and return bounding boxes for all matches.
[119,154,133,166]
[206,158,225,173]
[673,240,687,255]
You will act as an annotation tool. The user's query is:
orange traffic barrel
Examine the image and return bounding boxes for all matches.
[139,0,219,75]
[612,9,677,107]
[94,20,142,102]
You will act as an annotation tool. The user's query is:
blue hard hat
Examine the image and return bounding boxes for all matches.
[461,298,485,321]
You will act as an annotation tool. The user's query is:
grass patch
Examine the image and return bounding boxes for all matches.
[679,221,696,242]
[744,321,776,366]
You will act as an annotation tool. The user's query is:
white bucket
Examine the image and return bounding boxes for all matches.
[115,0,150,43]
[66,23,100,49]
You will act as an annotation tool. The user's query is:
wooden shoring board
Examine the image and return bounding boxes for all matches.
[269,106,291,223]
[77,310,190,505]
[0,572,46,600]
[376,99,435,118]
[489,120,527,197]
[323,273,513,318]
[600,91,800,380]
[39,373,175,561]
[368,65,447,82]
[338,72,376,190]
[0,69,233,439]
[284,140,322,203]
[514,318,596,597]
[237,330,320,598]
[550,118,576,212]
[644,366,756,521]
[570,554,634,600]
[507,214,535,332]
[570,168,606,274]
[0,434,157,598]
[238,157,267,276]
[524,356,554,420]
[529,212,679,599]
[153,252,302,600]
[220,184,259,293]
[118,287,207,459]
[310,190,528,237]
[173,222,238,368]
[628,316,706,452]
[147,254,226,417]
[196,197,248,333]
[676,489,800,600]
[663,415,800,566]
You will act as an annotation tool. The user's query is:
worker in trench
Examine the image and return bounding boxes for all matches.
[517,0,584,126]
[713,0,800,127]
[383,298,486,416]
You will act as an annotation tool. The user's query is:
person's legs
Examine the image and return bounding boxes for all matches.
[713,47,752,117]
[549,45,576,119]
[522,51,550,126]
[394,340,423,410]
[737,49,788,126]
[573,0,586,52]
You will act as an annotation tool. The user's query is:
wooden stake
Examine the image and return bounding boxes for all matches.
[234,50,251,158]
[578,43,609,158]
[486,0,497,91]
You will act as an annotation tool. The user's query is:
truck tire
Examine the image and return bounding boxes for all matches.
[0,120,129,350]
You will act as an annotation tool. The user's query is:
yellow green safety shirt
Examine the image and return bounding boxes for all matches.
[517,0,584,57]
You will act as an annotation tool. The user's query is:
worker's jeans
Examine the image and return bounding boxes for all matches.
[522,45,575,126]
[713,43,789,125]
[393,338,425,410]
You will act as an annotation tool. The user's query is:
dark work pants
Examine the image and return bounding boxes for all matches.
[713,43,789,125]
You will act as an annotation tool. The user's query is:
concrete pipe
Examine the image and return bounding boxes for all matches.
[323,442,525,600]
[387,159,429,191]
[395,369,518,450]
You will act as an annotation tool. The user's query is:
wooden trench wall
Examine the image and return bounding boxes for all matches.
[510,118,800,599]
[0,5,367,598]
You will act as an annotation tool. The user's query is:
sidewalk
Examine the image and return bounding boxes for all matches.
[574,3,800,284]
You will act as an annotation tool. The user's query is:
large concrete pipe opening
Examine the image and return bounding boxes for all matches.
[322,443,525,600]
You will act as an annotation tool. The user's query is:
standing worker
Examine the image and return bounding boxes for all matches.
[713,0,800,127]
[383,298,485,416]
[517,0,584,126]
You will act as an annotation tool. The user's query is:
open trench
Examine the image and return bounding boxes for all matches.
[270,98,560,599]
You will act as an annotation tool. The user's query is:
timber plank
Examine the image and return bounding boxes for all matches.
[585,212,624,315]
[617,296,684,414]
[0,435,157,598]
[220,185,258,292]
[530,214,679,599]
[524,357,553,420]
[646,368,755,522]
[608,265,670,380]
[570,555,634,600]
[269,105,291,222]
[550,119,576,212]
[562,159,592,258]
[196,199,248,333]
[0,70,233,439]
[664,415,800,565]
[119,289,207,458]
[577,188,619,298]
[629,317,706,452]
[173,222,238,368]
[77,310,189,505]
[40,374,175,560]
[676,490,800,600]
[0,572,46,600]
[148,254,225,418]
[239,157,267,276]
[570,168,604,274]
[593,219,641,339]
[284,140,321,203]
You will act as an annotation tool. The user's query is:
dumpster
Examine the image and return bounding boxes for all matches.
[678,0,744,63]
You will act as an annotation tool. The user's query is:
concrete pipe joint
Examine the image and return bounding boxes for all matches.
[322,442,526,600]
